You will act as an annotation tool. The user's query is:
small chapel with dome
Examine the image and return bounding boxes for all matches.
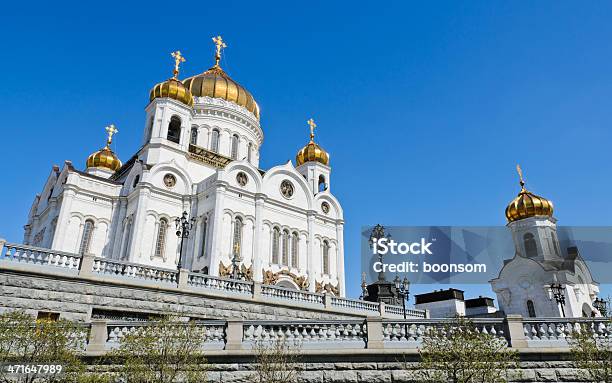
[23,37,346,296]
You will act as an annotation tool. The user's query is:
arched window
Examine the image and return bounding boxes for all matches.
[318,175,327,192]
[231,134,239,160]
[199,217,207,259]
[167,116,181,144]
[523,233,538,258]
[291,232,299,268]
[132,175,140,189]
[190,126,198,145]
[233,217,243,258]
[121,219,133,259]
[272,227,280,264]
[527,300,536,318]
[282,230,290,266]
[78,219,94,255]
[154,218,168,258]
[247,142,253,162]
[210,129,220,153]
[322,240,330,275]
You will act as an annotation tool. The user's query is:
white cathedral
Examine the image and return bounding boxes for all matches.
[22,37,346,296]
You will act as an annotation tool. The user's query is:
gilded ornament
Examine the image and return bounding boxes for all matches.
[505,164,554,223]
[86,124,122,172]
[296,117,330,166]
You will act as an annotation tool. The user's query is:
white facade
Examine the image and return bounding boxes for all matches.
[490,216,599,318]
[24,88,345,295]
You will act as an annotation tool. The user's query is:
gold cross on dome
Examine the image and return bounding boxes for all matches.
[212,35,227,66]
[171,51,186,78]
[105,124,118,146]
[516,164,525,188]
[307,118,317,141]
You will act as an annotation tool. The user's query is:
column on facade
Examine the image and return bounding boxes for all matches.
[336,221,345,296]
[110,199,128,259]
[128,186,151,260]
[252,195,265,282]
[51,188,75,250]
[209,184,226,276]
[306,211,315,292]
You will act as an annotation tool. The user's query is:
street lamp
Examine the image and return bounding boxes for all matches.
[369,224,390,282]
[175,211,196,271]
[594,298,608,317]
[230,243,246,280]
[359,272,369,300]
[548,282,566,317]
[394,275,411,336]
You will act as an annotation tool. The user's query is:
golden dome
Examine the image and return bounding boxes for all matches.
[86,125,122,172]
[296,118,330,166]
[505,165,553,222]
[149,51,193,107]
[150,78,194,107]
[183,65,260,120]
[86,147,122,172]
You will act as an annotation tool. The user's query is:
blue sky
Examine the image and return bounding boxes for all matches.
[1,1,612,303]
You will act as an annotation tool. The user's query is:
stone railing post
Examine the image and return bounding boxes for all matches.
[379,301,386,317]
[505,314,528,349]
[324,293,332,309]
[252,281,262,300]
[78,253,95,277]
[365,317,384,349]
[86,320,108,352]
[177,269,189,289]
[225,320,244,350]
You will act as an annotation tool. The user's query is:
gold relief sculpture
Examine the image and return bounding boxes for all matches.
[315,280,339,296]
[262,268,309,291]
[241,263,253,281]
[219,262,232,278]
[218,261,253,281]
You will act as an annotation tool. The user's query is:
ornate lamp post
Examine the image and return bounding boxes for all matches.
[230,243,246,280]
[594,297,608,317]
[369,224,390,282]
[394,275,411,335]
[175,211,196,271]
[548,282,566,317]
[359,272,369,300]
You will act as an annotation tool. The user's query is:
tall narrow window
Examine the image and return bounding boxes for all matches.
[232,217,243,258]
[231,134,239,160]
[322,240,330,275]
[527,300,536,318]
[291,232,299,268]
[551,232,561,256]
[190,126,198,145]
[167,116,181,144]
[78,220,94,255]
[199,217,207,258]
[155,218,168,258]
[523,233,537,258]
[210,129,220,153]
[122,219,133,260]
[318,175,327,192]
[247,142,253,162]
[272,227,280,264]
[282,230,290,265]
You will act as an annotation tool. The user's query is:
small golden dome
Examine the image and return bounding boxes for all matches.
[183,65,260,120]
[296,118,329,166]
[86,147,122,172]
[149,51,194,107]
[86,125,122,172]
[505,165,553,222]
[150,78,194,107]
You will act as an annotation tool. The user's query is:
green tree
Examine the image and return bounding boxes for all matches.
[570,320,612,383]
[417,317,519,383]
[254,338,302,383]
[110,316,208,383]
[0,310,89,383]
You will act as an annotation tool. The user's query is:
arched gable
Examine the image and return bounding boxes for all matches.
[262,161,312,210]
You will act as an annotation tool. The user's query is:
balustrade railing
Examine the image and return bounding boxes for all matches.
[243,320,367,349]
[0,242,81,270]
[92,258,178,285]
[523,317,612,345]
[105,320,226,350]
[331,296,379,313]
[188,273,253,295]
[261,284,325,305]
[382,318,508,344]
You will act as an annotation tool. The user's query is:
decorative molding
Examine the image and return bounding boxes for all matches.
[262,268,309,291]
[315,280,339,296]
